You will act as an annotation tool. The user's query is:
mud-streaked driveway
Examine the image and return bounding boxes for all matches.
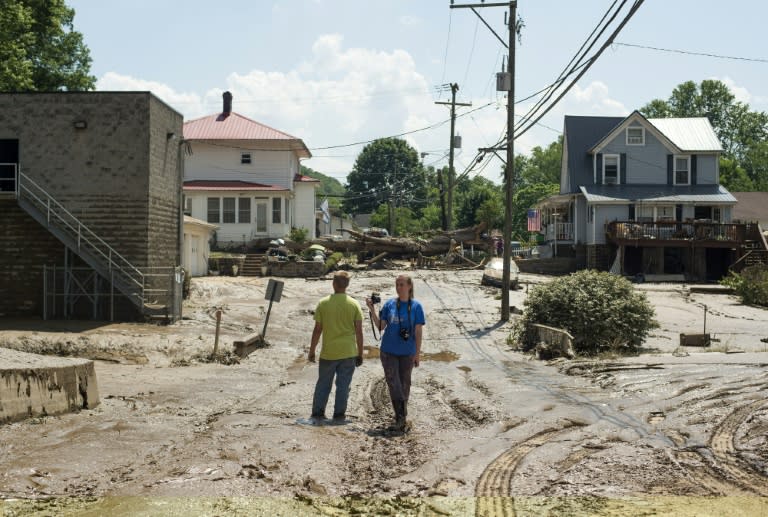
[1,269,767,516]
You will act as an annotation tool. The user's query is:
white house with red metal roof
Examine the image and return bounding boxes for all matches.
[182,91,318,248]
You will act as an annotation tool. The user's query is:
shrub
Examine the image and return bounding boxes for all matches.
[720,265,768,307]
[289,227,309,244]
[512,269,658,356]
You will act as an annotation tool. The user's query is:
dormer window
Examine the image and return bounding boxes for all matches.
[603,154,619,185]
[626,127,645,145]
[674,155,690,185]
[241,152,252,165]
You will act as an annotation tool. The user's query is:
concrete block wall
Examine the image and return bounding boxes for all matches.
[0,200,65,317]
[0,92,184,319]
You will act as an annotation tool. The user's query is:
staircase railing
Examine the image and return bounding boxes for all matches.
[16,170,146,309]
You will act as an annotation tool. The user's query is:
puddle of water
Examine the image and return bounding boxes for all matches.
[423,351,459,362]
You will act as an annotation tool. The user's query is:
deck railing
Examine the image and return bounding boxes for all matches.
[606,221,746,243]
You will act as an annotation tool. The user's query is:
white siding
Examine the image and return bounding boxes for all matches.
[294,183,317,238]
[185,141,295,188]
[590,205,627,245]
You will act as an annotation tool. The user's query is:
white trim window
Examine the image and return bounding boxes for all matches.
[626,126,645,146]
[603,154,619,185]
[207,198,220,223]
[183,196,192,216]
[241,152,252,165]
[674,155,690,185]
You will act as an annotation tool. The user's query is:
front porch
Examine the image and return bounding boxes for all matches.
[604,221,764,281]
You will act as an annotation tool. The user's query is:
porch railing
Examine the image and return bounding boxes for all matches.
[606,221,746,243]
[546,222,573,241]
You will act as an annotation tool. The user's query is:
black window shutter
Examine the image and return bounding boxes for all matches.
[628,204,635,220]
[676,204,683,221]
[667,154,673,185]
[691,155,697,184]
[596,153,603,184]
[620,153,627,184]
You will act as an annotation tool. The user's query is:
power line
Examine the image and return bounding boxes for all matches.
[613,42,768,64]
[515,0,645,139]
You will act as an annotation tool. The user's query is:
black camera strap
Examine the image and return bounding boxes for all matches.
[369,309,381,342]
[396,299,412,338]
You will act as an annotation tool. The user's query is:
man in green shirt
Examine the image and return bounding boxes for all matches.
[308,271,364,422]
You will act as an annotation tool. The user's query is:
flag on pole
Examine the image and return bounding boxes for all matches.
[320,198,330,224]
[527,209,541,232]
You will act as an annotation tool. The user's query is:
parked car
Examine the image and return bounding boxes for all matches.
[481,257,520,289]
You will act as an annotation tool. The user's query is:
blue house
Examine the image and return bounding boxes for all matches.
[538,111,766,281]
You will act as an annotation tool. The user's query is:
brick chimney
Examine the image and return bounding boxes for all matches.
[223,91,233,116]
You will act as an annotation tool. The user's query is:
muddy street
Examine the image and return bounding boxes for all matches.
[1,269,768,516]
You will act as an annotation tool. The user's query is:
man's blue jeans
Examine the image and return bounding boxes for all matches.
[311,357,357,418]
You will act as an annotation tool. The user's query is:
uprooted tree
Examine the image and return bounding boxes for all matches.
[311,222,489,258]
[511,270,659,356]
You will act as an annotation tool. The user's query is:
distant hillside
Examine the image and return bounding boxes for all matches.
[301,165,345,207]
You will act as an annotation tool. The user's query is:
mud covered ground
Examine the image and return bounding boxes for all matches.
[1,268,767,516]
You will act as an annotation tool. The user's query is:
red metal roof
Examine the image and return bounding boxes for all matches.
[183,112,311,158]
[183,180,288,192]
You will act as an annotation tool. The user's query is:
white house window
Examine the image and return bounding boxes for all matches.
[207,198,220,223]
[183,196,192,216]
[637,205,654,222]
[238,197,251,223]
[272,197,282,224]
[241,152,252,165]
[223,197,236,223]
[603,154,619,185]
[713,207,722,222]
[674,155,690,185]
[626,127,645,145]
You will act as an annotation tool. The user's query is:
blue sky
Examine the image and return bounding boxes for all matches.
[68,0,767,183]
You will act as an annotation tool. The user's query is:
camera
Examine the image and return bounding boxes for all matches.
[371,292,381,304]
[399,328,410,341]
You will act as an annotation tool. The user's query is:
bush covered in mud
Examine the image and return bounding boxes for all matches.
[720,265,768,307]
[512,269,658,355]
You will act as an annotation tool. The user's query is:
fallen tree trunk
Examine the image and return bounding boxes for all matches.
[311,222,490,257]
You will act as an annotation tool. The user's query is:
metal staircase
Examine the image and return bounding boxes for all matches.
[15,170,173,320]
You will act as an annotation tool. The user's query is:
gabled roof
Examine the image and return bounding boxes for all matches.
[183,180,288,191]
[588,111,680,154]
[183,112,311,158]
[579,184,736,204]
[647,118,723,152]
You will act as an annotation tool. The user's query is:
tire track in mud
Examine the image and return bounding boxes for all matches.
[705,399,768,495]
[474,426,578,517]
[417,275,671,446]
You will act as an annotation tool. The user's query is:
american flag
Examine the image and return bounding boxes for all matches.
[527,209,541,232]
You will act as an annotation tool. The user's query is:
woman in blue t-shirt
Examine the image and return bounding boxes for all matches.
[366,274,426,432]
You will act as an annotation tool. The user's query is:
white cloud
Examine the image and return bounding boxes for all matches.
[714,76,752,104]
[94,39,629,185]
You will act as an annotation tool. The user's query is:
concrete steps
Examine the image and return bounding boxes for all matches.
[241,253,265,277]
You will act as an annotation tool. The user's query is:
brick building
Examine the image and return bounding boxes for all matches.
[0,92,184,321]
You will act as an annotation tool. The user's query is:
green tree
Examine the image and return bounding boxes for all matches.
[301,165,345,208]
[343,138,427,217]
[453,176,502,229]
[518,137,562,187]
[0,0,95,91]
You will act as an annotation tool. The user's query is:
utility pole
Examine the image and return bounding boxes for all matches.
[451,1,516,321]
[436,83,471,230]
